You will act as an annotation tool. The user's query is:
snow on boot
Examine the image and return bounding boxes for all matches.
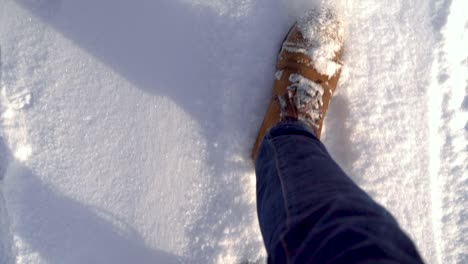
[252,8,344,161]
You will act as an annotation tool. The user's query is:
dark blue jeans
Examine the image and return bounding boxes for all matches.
[255,121,424,263]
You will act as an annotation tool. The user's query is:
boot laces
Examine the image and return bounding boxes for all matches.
[277,73,325,129]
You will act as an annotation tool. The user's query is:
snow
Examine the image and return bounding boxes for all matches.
[283,8,343,77]
[274,70,283,81]
[0,0,466,263]
[281,73,325,129]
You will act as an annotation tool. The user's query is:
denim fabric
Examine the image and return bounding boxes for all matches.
[255,121,424,264]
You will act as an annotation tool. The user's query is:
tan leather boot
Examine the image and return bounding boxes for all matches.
[252,9,344,161]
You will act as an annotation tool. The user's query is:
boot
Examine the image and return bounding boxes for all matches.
[252,8,344,161]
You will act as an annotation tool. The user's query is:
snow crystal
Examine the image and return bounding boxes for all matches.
[9,91,33,110]
[275,70,283,80]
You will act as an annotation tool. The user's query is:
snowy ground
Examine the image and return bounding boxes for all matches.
[0,0,466,263]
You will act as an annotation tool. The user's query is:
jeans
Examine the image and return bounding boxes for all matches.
[255,121,424,264]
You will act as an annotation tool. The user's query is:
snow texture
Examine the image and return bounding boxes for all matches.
[274,70,283,81]
[0,0,466,263]
[283,8,343,78]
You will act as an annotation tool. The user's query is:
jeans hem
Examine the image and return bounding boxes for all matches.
[267,120,317,140]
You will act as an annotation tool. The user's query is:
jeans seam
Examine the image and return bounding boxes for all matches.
[266,135,293,263]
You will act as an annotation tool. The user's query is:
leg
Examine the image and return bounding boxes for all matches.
[256,121,424,263]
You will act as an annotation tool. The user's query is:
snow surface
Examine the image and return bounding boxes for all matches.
[0,0,466,263]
